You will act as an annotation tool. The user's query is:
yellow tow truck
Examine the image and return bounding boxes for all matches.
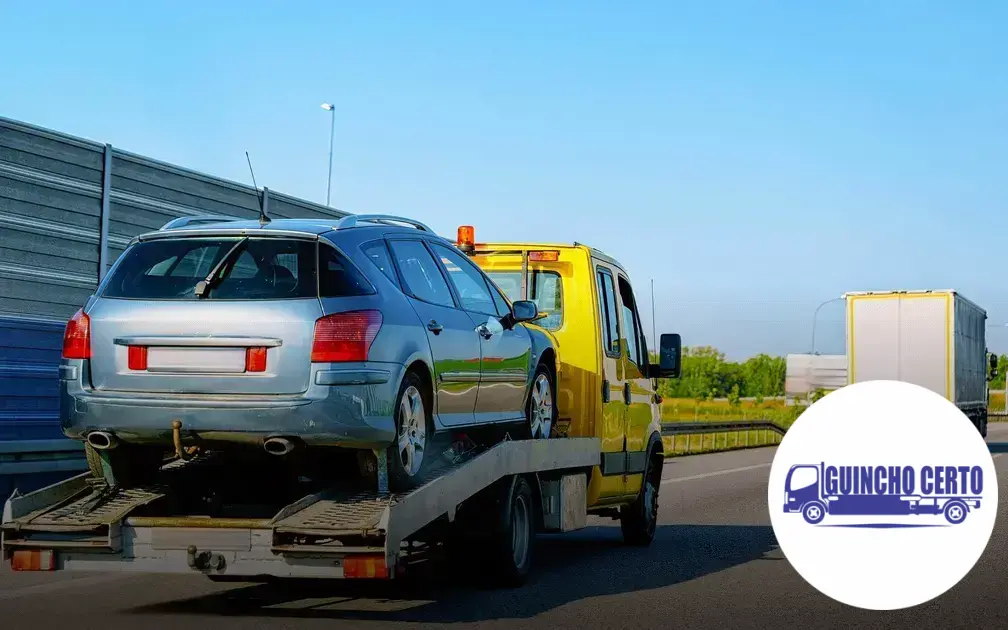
[455,225,682,541]
[2,217,682,585]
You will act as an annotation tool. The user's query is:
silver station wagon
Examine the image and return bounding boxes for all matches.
[59,214,558,491]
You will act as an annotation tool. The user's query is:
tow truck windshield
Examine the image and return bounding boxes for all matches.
[485,269,564,330]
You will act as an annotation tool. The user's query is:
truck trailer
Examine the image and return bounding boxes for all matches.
[844,290,996,437]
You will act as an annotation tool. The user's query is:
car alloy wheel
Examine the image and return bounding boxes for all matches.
[397,385,426,478]
[529,371,553,439]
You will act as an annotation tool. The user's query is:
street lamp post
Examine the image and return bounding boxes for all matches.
[811,296,844,355]
[321,102,336,206]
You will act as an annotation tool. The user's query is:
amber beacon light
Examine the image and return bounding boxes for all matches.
[457,225,476,254]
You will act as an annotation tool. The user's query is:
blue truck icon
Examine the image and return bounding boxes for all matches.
[783,463,982,526]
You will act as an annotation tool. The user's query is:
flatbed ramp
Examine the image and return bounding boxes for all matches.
[3,437,600,580]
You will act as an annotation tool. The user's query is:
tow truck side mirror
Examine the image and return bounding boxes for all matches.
[648,333,682,379]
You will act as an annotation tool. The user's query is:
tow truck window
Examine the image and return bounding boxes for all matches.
[485,270,564,330]
[790,467,818,490]
[596,268,620,356]
[617,276,645,370]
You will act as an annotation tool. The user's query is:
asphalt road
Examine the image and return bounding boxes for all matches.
[3,426,1008,629]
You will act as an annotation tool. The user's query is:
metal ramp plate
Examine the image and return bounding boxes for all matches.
[273,492,392,537]
[20,484,167,530]
[270,443,483,538]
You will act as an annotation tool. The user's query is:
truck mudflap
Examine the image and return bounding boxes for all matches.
[2,437,599,579]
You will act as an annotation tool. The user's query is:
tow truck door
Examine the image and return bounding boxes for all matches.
[594,261,629,499]
[614,272,655,499]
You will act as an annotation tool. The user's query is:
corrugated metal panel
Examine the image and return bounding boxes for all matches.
[0,315,66,441]
[0,115,353,476]
[785,354,847,399]
[0,117,104,321]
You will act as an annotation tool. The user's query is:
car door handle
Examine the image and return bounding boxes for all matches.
[624,382,631,404]
[427,320,443,334]
[476,324,493,339]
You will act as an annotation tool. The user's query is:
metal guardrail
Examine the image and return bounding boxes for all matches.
[0,421,786,478]
[660,419,787,455]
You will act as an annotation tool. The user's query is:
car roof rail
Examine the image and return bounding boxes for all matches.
[335,214,433,232]
[160,215,241,230]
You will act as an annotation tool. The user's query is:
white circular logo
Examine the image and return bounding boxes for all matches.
[768,379,998,610]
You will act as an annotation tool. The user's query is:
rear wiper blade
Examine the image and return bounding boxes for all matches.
[194,237,249,298]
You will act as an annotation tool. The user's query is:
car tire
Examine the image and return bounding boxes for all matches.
[488,475,535,587]
[620,447,660,546]
[386,370,435,492]
[523,362,557,440]
[84,442,164,487]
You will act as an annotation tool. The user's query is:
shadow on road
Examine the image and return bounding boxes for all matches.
[125,523,779,623]
[987,442,1008,453]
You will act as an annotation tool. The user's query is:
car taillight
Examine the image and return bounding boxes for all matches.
[311,310,383,363]
[62,308,91,360]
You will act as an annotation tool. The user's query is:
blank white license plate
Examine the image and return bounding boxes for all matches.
[145,347,247,373]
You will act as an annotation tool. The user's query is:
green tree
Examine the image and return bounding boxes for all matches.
[653,345,786,400]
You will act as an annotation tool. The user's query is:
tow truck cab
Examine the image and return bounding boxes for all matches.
[454,225,682,510]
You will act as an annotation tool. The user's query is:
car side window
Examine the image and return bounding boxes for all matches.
[596,267,620,357]
[430,243,499,316]
[387,240,455,308]
[319,244,375,297]
[488,280,511,318]
[360,239,399,287]
[617,275,645,370]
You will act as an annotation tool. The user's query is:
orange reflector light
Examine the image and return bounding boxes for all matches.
[245,347,267,372]
[127,346,148,371]
[343,554,388,579]
[528,250,560,262]
[11,549,55,571]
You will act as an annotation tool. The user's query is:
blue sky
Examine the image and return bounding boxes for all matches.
[2,1,1007,360]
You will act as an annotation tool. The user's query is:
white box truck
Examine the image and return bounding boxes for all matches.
[844,289,996,437]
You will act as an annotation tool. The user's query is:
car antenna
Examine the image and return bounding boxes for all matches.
[246,151,270,227]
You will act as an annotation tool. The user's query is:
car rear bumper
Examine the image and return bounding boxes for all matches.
[58,359,404,450]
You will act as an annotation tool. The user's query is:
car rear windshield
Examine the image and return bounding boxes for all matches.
[101,236,320,300]
[485,269,564,330]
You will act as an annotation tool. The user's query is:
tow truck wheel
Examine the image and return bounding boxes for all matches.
[620,448,660,546]
[488,475,535,587]
[523,362,557,440]
[387,370,435,492]
[802,501,826,525]
[944,500,968,525]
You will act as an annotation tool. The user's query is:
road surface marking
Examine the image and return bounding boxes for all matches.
[0,573,133,600]
[993,452,1003,460]
[661,462,771,485]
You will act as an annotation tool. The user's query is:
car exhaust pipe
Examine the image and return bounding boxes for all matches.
[263,437,295,456]
[86,431,117,450]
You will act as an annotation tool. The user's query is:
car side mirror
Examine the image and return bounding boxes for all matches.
[648,333,682,379]
[512,300,539,323]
